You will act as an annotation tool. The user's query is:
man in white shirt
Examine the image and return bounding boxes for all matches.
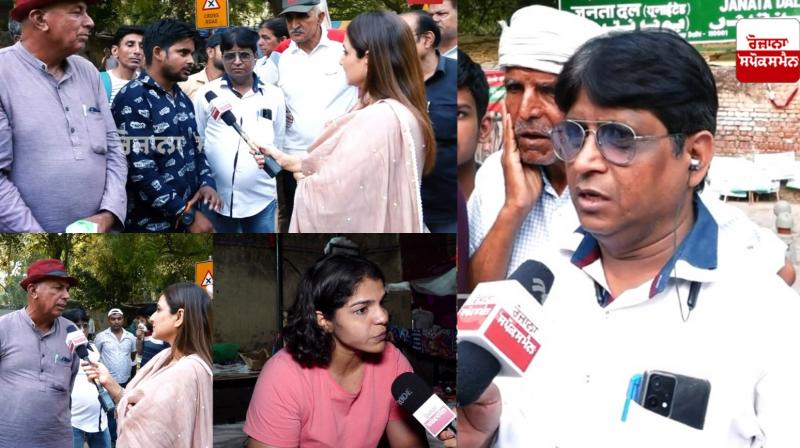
[195,27,286,233]
[100,26,143,105]
[459,28,800,447]
[466,6,795,290]
[275,0,357,231]
[94,308,136,446]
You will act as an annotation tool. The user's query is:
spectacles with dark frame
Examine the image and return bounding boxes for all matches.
[222,51,254,63]
[550,119,683,166]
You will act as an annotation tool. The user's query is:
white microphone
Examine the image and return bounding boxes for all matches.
[392,372,456,437]
[456,260,554,404]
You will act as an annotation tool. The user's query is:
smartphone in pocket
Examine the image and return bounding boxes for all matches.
[635,370,711,430]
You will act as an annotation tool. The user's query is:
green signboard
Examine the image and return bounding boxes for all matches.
[559,0,800,43]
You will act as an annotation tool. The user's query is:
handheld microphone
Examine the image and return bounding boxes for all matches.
[391,372,456,438]
[204,91,282,177]
[66,325,115,413]
[456,260,554,405]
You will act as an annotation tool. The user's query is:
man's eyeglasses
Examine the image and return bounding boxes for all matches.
[550,120,683,166]
[223,51,254,62]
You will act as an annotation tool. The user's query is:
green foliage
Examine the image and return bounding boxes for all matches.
[90,0,270,33]
[0,234,211,311]
[459,0,557,35]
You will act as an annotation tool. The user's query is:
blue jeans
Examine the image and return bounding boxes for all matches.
[72,427,111,448]
[211,200,276,233]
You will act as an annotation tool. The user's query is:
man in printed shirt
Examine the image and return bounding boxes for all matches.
[112,19,221,232]
[0,0,127,232]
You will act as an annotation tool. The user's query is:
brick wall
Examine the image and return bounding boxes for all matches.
[713,65,800,156]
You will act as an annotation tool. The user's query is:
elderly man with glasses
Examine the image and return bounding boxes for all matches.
[194,27,285,233]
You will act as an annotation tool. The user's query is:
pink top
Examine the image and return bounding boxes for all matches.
[244,342,413,447]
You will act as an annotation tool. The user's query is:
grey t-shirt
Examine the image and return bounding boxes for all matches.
[0,309,80,448]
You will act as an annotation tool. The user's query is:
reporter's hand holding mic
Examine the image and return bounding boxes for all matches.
[82,359,125,405]
[249,144,304,178]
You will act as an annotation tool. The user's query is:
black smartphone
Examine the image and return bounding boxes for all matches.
[636,370,711,430]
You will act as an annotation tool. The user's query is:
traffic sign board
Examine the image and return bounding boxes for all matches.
[196,0,228,29]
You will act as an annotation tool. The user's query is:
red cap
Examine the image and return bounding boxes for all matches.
[20,259,79,290]
[11,0,100,22]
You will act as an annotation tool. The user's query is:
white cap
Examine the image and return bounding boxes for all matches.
[498,5,604,75]
[108,308,123,317]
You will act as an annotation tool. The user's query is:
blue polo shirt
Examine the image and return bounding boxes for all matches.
[422,54,457,229]
[112,71,216,232]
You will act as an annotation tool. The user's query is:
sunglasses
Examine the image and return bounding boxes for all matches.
[550,120,683,166]
[223,51,254,62]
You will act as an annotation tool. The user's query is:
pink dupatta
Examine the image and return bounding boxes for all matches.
[115,348,213,448]
[289,99,426,232]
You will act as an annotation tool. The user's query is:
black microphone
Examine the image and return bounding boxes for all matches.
[456,340,501,406]
[456,260,555,405]
[391,372,456,437]
[204,91,282,177]
[66,325,116,413]
[509,259,555,305]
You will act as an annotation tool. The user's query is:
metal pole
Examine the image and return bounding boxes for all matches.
[275,234,284,349]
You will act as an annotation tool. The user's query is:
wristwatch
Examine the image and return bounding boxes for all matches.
[181,208,196,228]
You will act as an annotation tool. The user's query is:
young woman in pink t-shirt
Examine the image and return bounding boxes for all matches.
[244,254,428,447]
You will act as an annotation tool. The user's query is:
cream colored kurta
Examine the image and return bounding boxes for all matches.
[289,99,426,233]
[116,348,213,448]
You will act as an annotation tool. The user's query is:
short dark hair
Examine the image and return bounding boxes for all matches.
[556,29,718,156]
[112,25,144,47]
[406,10,440,49]
[143,19,200,66]
[220,27,259,54]
[258,17,289,40]
[457,49,489,121]
[63,308,89,325]
[283,254,385,368]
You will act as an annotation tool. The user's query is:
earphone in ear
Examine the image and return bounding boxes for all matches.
[689,159,700,171]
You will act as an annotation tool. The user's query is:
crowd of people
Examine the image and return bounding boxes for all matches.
[0,259,210,448]
[0,0,457,233]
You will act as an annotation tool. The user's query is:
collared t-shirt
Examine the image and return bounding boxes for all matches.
[0,310,80,448]
[112,71,216,232]
[0,42,128,232]
[493,199,800,447]
[278,35,357,155]
[94,327,136,384]
[244,343,413,447]
[422,55,458,228]
[194,73,285,218]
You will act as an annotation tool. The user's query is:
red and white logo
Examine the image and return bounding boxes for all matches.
[736,18,800,83]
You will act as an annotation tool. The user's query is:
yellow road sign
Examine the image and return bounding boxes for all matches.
[196,0,228,29]
[195,260,213,288]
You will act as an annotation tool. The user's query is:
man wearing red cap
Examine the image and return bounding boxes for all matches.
[0,0,127,232]
[0,258,81,447]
